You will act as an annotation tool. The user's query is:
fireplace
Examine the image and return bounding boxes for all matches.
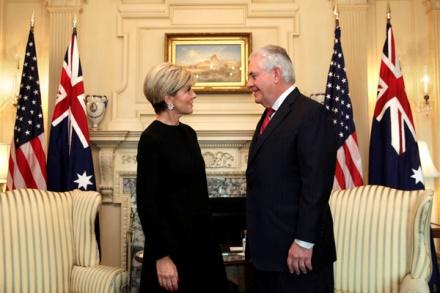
[90,129,253,279]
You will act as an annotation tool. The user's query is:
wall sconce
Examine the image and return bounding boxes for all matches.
[419,67,431,115]
[422,74,430,103]
[0,56,21,110]
[0,75,15,109]
[310,93,325,104]
[0,143,9,192]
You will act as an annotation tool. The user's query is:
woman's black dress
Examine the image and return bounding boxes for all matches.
[136,120,228,292]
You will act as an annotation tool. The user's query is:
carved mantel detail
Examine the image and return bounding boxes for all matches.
[98,148,115,202]
[90,129,254,195]
[203,151,234,168]
[90,130,132,201]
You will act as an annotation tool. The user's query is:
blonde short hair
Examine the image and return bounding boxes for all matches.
[143,63,195,113]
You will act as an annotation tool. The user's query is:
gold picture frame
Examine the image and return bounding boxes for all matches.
[165,33,252,93]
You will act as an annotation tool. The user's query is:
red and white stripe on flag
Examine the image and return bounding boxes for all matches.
[7,134,47,190]
[334,133,363,190]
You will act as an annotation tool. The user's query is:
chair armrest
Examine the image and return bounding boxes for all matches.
[71,265,129,293]
[400,274,430,293]
[409,192,433,281]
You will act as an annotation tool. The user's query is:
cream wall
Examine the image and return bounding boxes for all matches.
[1,0,439,267]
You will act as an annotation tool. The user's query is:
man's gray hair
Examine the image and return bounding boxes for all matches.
[250,45,295,84]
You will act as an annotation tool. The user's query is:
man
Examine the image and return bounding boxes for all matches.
[246,45,337,292]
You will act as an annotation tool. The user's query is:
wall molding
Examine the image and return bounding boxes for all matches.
[108,0,298,131]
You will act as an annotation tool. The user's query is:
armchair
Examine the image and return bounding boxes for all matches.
[330,185,433,293]
[0,189,128,292]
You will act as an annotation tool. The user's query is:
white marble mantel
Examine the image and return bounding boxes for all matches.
[90,129,253,200]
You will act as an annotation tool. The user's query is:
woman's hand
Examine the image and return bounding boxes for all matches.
[156,256,179,291]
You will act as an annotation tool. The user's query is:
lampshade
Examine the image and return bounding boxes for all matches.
[418,140,440,178]
[0,143,9,183]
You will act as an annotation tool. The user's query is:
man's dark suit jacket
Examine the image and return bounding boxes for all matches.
[246,88,337,272]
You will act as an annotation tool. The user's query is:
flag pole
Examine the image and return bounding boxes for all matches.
[333,2,340,27]
[30,11,35,32]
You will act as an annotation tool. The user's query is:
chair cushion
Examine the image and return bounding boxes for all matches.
[0,189,74,292]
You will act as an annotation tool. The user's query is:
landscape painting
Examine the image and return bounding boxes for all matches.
[165,33,251,93]
[176,44,241,83]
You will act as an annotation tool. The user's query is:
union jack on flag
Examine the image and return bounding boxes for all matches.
[7,28,47,190]
[368,20,423,190]
[47,28,96,192]
[324,25,363,190]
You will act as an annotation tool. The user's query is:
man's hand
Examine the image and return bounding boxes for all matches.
[287,241,313,275]
[156,256,179,291]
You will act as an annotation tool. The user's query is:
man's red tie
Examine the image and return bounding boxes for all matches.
[259,108,275,135]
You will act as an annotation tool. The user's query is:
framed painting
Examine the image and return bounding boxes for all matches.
[165,33,252,93]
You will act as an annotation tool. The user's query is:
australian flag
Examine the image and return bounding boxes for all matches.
[368,20,424,191]
[47,28,96,192]
[369,18,439,289]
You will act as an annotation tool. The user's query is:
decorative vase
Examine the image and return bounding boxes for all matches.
[85,95,108,130]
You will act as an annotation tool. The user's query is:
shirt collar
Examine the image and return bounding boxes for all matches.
[271,85,296,111]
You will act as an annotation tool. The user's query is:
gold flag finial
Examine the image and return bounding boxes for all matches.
[30,11,35,31]
[333,2,340,26]
[387,2,391,20]
[73,15,77,29]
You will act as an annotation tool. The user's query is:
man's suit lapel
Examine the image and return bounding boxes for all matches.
[248,89,300,166]
[248,112,265,163]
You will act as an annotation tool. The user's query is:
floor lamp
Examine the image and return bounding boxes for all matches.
[0,143,9,192]
[418,141,440,222]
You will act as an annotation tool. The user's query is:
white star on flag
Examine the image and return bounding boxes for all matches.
[410,166,424,185]
[74,171,94,190]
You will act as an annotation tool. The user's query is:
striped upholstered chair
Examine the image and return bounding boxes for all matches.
[330,185,433,293]
[0,189,128,293]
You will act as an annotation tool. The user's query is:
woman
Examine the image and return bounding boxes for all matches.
[136,63,229,292]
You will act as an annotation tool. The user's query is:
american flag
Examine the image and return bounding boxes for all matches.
[324,25,363,190]
[47,28,96,192]
[6,28,47,190]
[368,20,424,190]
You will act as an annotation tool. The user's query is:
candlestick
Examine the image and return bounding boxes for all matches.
[422,73,430,96]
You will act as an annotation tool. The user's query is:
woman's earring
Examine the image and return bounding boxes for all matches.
[167,103,174,111]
